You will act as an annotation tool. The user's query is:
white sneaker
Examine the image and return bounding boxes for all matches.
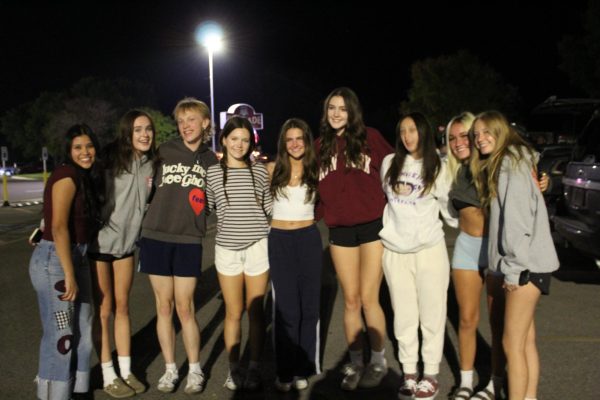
[224,369,243,391]
[293,377,309,390]
[157,369,179,393]
[184,371,206,394]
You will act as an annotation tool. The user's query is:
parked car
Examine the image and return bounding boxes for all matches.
[0,165,19,176]
[536,144,574,216]
[553,105,600,267]
[526,97,600,217]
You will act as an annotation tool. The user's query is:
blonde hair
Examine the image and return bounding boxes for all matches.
[445,111,475,181]
[470,110,535,209]
[173,97,213,144]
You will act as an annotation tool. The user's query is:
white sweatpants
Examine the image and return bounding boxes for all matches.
[382,239,450,375]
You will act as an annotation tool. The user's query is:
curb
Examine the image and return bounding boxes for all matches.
[6,200,43,208]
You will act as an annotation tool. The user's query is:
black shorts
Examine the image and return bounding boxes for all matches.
[139,237,203,278]
[328,218,383,247]
[88,252,134,262]
[529,272,552,295]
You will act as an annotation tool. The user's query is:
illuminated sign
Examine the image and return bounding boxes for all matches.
[219,103,264,130]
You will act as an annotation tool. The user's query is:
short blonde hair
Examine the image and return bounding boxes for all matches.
[173,97,213,144]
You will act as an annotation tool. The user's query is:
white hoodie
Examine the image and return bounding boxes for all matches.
[379,153,457,253]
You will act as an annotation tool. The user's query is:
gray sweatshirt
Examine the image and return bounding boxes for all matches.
[141,139,218,244]
[488,147,559,285]
[90,157,154,257]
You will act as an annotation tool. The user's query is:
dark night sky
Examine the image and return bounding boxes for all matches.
[0,0,590,153]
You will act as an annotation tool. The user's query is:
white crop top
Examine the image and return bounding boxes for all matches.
[271,185,315,221]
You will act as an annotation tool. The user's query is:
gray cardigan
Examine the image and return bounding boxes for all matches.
[488,148,559,285]
[90,157,154,257]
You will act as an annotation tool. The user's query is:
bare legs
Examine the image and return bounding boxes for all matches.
[486,274,506,380]
[452,269,484,372]
[218,271,269,363]
[503,282,540,400]
[91,257,135,364]
[148,275,201,364]
[330,240,386,354]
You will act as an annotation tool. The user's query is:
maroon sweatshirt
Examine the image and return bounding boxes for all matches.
[315,127,393,227]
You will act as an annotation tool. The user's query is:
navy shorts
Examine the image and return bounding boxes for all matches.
[328,218,383,247]
[139,237,203,277]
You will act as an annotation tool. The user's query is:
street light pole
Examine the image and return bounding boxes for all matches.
[208,48,216,152]
[196,21,223,154]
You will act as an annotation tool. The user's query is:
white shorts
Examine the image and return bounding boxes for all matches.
[215,238,269,276]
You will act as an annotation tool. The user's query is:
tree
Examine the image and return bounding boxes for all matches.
[558,0,600,97]
[43,97,117,157]
[0,91,64,161]
[143,108,178,146]
[400,50,520,129]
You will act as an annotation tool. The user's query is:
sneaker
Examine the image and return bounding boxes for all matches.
[398,374,418,400]
[184,371,206,394]
[340,363,364,391]
[293,376,309,390]
[103,377,135,398]
[274,377,292,392]
[414,377,439,400]
[358,362,388,388]
[157,369,179,393]
[223,369,243,391]
[123,374,146,394]
[244,368,262,391]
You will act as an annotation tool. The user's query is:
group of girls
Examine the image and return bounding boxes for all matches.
[29,87,557,400]
[312,88,557,400]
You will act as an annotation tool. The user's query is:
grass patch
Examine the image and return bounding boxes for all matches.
[17,173,46,179]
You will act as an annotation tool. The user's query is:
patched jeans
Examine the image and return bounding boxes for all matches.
[29,240,93,400]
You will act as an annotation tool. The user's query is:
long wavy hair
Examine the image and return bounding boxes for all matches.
[445,111,475,181]
[219,116,258,204]
[62,124,105,231]
[103,109,158,176]
[173,97,213,144]
[318,87,368,173]
[384,112,441,196]
[470,110,536,209]
[270,118,318,203]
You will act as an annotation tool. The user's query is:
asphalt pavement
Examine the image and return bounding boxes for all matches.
[1,203,599,399]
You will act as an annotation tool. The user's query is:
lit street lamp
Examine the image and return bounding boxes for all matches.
[196,21,224,153]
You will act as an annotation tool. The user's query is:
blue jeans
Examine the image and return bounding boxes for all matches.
[29,240,93,400]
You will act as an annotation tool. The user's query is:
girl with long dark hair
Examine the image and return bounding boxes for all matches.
[88,109,157,397]
[206,116,273,392]
[315,87,393,390]
[30,124,104,400]
[267,118,321,392]
[379,112,456,400]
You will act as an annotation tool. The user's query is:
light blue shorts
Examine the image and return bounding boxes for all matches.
[452,231,488,270]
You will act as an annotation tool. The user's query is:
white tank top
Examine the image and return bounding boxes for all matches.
[271,185,315,221]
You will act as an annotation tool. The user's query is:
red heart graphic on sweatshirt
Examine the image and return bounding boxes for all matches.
[189,189,205,216]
